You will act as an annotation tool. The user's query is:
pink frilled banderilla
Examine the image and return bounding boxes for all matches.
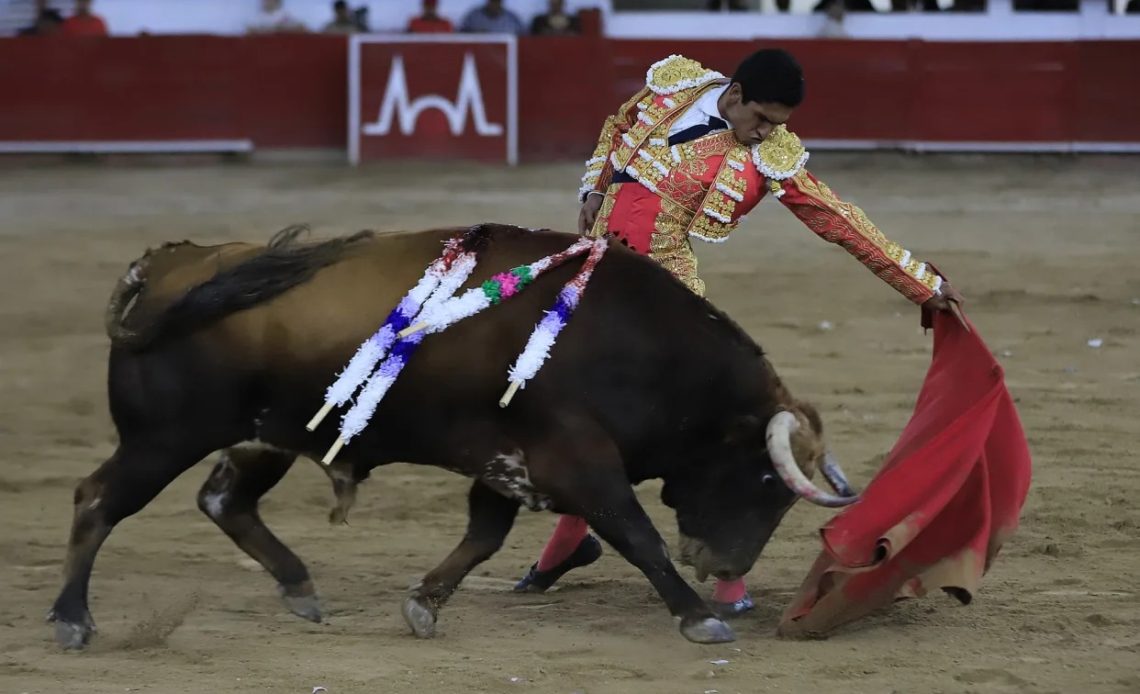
[309,234,609,465]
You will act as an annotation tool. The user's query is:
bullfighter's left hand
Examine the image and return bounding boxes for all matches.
[922,281,964,313]
[920,281,968,331]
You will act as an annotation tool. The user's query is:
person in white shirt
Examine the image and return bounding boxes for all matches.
[247,0,308,34]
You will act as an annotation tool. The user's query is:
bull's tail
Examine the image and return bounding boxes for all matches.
[104,258,148,344]
[106,224,360,351]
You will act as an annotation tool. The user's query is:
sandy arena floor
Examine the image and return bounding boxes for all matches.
[0,154,1137,694]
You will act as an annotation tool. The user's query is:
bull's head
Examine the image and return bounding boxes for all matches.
[662,402,858,582]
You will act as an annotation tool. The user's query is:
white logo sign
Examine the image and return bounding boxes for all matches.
[363,53,503,137]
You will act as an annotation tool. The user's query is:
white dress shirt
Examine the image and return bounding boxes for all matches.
[667,83,730,137]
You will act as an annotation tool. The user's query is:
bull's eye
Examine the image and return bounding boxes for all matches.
[761,473,775,485]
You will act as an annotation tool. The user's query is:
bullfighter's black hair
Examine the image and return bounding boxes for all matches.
[731,48,805,108]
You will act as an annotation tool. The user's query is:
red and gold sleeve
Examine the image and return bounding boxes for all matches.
[578,87,651,202]
[778,169,944,304]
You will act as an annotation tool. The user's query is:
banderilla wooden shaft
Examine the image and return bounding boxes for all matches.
[499,381,522,408]
[397,321,428,339]
[322,437,346,465]
[306,401,335,431]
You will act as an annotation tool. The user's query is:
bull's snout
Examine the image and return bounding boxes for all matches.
[677,534,751,584]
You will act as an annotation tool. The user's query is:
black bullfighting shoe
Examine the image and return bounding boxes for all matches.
[513,534,603,593]
[710,593,756,619]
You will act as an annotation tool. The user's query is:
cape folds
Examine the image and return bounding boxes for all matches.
[778,310,1033,637]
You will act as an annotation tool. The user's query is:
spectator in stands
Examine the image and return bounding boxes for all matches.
[887,0,938,9]
[707,0,750,9]
[408,0,454,33]
[17,0,64,35]
[891,0,984,9]
[354,5,370,30]
[812,0,875,11]
[531,0,580,35]
[324,0,359,33]
[817,0,849,36]
[247,0,308,33]
[460,0,526,35]
[1013,0,1077,9]
[941,0,985,10]
[60,0,108,36]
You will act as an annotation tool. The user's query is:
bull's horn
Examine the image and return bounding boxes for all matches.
[821,451,858,497]
[766,411,859,508]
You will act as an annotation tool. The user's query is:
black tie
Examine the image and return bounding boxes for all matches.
[611,115,731,185]
[668,115,730,146]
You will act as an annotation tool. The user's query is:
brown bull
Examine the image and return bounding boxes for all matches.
[49,223,855,650]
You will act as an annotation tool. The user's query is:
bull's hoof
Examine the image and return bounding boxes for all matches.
[47,611,95,650]
[402,597,437,639]
[277,582,322,623]
[680,616,736,644]
[281,592,323,623]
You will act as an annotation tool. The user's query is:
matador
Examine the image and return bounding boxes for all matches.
[514,49,964,617]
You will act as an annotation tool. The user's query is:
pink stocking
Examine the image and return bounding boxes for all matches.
[536,515,589,571]
[712,577,747,604]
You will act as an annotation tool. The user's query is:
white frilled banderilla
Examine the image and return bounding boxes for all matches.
[306,235,609,465]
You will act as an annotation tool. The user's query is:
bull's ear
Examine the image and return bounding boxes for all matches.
[724,414,762,444]
[794,400,824,436]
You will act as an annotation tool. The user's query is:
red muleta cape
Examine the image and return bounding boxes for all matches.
[777,310,1033,637]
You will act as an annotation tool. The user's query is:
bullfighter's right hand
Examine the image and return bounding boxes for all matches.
[579,193,604,235]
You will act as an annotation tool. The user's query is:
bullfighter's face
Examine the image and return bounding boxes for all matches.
[719,83,795,147]
[664,405,827,582]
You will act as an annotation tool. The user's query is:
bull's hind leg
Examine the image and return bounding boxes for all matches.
[403,481,520,638]
[197,446,322,622]
[48,439,210,649]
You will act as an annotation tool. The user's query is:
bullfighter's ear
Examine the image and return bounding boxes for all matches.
[724,414,763,444]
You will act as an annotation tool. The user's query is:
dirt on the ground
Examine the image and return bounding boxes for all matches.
[0,154,1137,694]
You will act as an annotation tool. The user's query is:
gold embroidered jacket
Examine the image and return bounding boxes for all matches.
[579,54,944,303]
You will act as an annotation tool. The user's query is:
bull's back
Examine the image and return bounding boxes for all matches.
[131,241,264,325]
[199,227,610,378]
[123,224,764,463]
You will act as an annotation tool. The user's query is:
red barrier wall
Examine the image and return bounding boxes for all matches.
[0,35,347,148]
[2,35,1139,159]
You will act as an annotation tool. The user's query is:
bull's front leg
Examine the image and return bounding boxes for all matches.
[403,480,519,638]
[585,493,736,645]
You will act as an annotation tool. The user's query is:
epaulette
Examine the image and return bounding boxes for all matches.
[752,125,809,197]
[646,54,725,96]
